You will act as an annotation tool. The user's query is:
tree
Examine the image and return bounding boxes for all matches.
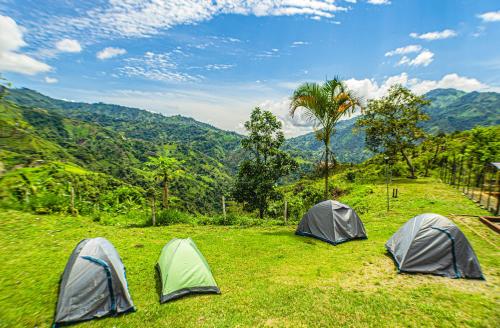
[146,154,184,209]
[0,73,10,100]
[356,85,430,178]
[233,108,297,219]
[290,78,361,199]
[422,131,446,177]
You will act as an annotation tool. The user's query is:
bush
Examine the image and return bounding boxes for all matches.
[346,170,356,182]
[30,193,68,214]
[152,208,193,226]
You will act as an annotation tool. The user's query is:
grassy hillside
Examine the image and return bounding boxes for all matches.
[0,97,235,212]
[6,88,243,168]
[1,178,498,327]
[286,88,500,163]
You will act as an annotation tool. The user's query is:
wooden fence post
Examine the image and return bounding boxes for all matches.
[495,171,500,216]
[462,162,467,193]
[222,196,226,222]
[486,168,493,212]
[451,157,456,185]
[284,199,288,225]
[479,165,485,205]
[444,160,449,183]
[457,157,463,190]
[151,194,156,226]
[466,161,472,196]
[69,182,76,216]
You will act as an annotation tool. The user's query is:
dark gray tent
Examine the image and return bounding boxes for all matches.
[54,238,135,326]
[386,213,484,279]
[296,200,367,245]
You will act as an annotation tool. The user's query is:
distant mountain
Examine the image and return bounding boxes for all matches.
[285,88,500,163]
[1,88,245,212]
[6,88,243,169]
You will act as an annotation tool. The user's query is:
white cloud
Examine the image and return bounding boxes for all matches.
[32,1,349,40]
[410,73,489,94]
[97,47,126,60]
[205,64,235,71]
[345,73,491,101]
[260,97,319,137]
[256,49,281,59]
[345,0,357,3]
[44,76,58,84]
[118,51,201,82]
[410,29,457,40]
[385,44,422,57]
[398,50,434,67]
[367,0,391,5]
[291,41,309,47]
[55,38,82,52]
[478,11,500,22]
[0,15,51,75]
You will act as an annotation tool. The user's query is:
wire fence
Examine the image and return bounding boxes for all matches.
[439,158,499,216]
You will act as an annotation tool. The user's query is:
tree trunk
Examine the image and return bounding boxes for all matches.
[162,176,169,209]
[151,194,156,226]
[324,141,329,200]
[400,149,416,178]
[424,144,440,177]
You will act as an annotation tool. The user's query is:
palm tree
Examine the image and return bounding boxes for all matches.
[146,155,184,209]
[290,78,361,200]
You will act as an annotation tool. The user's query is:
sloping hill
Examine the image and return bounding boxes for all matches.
[0,97,235,212]
[286,88,500,163]
[6,88,243,168]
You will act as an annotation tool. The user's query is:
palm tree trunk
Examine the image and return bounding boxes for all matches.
[324,141,329,200]
[151,194,156,226]
[259,197,265,220]
[162,176,169,208]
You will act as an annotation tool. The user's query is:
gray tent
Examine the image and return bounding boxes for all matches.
[386,213,484,279]
[296,200,367,245]
[54,238,135,326]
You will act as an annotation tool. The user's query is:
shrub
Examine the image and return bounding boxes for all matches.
[346,170,356,182]
[152,208,193,226]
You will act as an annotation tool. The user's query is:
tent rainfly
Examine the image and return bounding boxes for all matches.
[53,238,135,327]
[296,200,367,245]
[157,238,220,303]
[386,213,484,279]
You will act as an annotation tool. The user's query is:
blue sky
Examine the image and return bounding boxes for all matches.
[0,0,499,136]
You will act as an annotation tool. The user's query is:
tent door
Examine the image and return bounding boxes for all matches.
[81,256,117,312]
[430,227,460,278]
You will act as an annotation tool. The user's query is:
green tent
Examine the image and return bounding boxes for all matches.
[157,238,220,303]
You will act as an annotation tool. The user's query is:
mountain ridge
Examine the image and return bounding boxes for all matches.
[285,88,500,163]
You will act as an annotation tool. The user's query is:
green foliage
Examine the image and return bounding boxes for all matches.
[0,162,145,215]
[356,85,430,178]
[151,208,194,226]
[0,73,11,100]
[233,108,297,219]
[357,125,499,180]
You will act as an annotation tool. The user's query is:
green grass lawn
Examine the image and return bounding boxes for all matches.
[0,178,498,327]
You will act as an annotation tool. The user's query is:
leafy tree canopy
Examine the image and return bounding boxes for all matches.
[356,85,430,178]
[233,108,297,219]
